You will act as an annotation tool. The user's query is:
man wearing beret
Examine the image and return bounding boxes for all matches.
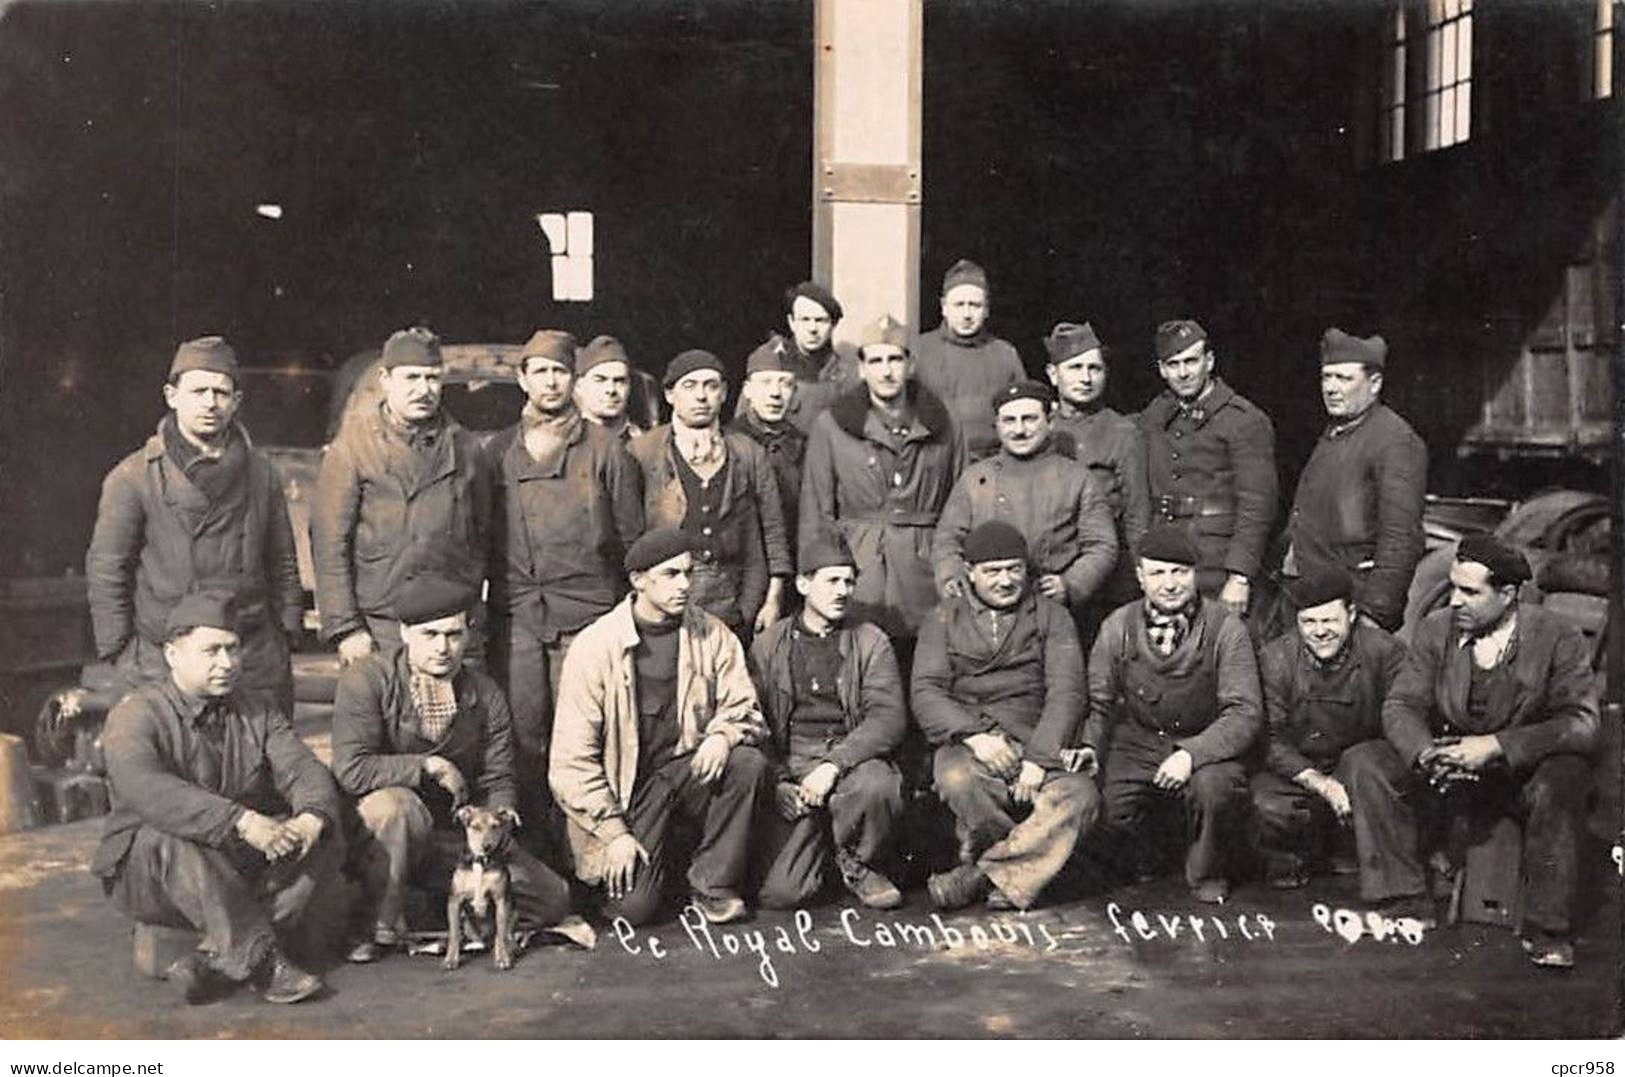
[1137,319,1278,618]
[94,591,341,1005]
[750,529,907,910]
[1082,523,1262,903]
[1382,535,1600,968]
[1044,321,1152,630]
[912,259,1026,463]
[1251,565,1430,918]
[331,575,583,963]
[934,379,1118,626]
[1281,328,1427,633]
[487,328,645,848]
[802,314,965,648]
[913,521,1098,911]
[312,326,493,667]
[628,349,791,639]
[551,529,773,926]
[732,282,855,434]
[726,333,808,556]
[86,336,303,711]
[574,335,647,444]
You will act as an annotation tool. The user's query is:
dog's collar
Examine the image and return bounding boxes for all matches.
[461,853,501,869]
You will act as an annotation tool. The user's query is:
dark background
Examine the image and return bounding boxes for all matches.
[0,0,1616,579]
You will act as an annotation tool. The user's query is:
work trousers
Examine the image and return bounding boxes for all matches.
[1250,739,1426,903]
[756,758,903,909]
[605,746,772,926]
[932,744,1099,909]
[351,786,572,935]
[1100,723,1249,888]
[108,822,342,982]
[492,622,577,861]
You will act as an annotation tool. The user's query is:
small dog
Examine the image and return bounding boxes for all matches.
[444,805,517,971]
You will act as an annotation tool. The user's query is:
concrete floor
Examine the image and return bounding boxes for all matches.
[0,816,1619,1039]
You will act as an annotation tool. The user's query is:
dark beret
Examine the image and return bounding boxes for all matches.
[626,528,693,574]
[1321,327,1387,370]
[663,349,725,388]
[392,574,474,626]
[1044,322,1103,364]
[1285,562,1354,610]
[1138,522,1200,566]
[964,520,1029,565]
[942,258,989,295]
[1154,319,1208,362]
[577,334,630,376]
[785,281,843,324]
[516,329,579,370]
[381,327,443,370]
[992,379,1055,413]
[165,589,240,638]
[1456,532,1531,585]
[745,334,797,378]
[799,527,856,575]
[170,336,240,382]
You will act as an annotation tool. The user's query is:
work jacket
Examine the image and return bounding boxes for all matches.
[1051,403,1151,600]
[726,412,807,556]
[912,325,1025,461]
[549,597,766,884]
[1260,621,1409,778]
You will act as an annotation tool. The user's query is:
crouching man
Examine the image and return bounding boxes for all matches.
[94,590,341,1005]
[331,575,579,963]
[913,521,1099,911]
[551,529,773,926]
[751,529,907,910]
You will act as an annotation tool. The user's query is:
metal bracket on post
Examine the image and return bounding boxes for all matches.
[818,163,922,205]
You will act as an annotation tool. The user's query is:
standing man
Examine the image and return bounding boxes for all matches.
[751,529,907,910]
[1044,321,1151,629]
[934,379,1118,622]
[330,576,582,963]
[95,591,340,1005]
[575,335,647,443]
[629,349,791,638]
[1251,565,1429,918]
[1282,328,1427,632]
[311,326,492,666]
[1382,535,1600,969]
[913,521,1098,912]
[733,282,853,433]
[86,336,302,711]
[912,260,1025,463]
[1083,524,1261,903]
[727,333,807,557]
[1137,319,1278,617]
[489,328,645,844]
[550,530,773,927]
[801,314,965,645]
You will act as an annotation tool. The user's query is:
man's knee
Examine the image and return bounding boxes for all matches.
[932,744,988,801]
[1186,762,1247,809]
[837,759,903,811]
[1040,770,1100,828]
[1339,740,1408,797]
[724,744,771,787]
[1523,755,1592,818]
[356,786,432,842]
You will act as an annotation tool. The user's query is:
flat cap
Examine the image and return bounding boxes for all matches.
[392,574,474,626]
[170,336,240,382]
[1320,327,1387,369]
[517,329,579,370]
[785,281,843,324]
[1285,562,1354,610]
[745,334,797,378]
[992,379,1055,413]
[1044,322,1103,364]
[859,314,909,355]
[1455,532,1531,585]
[380,326,443,370]
[1138,522,1200,566]
[165,589,240,638]
[1154,319,1208,362]
[625,528,693,574]
[663,349,725,388]
[577,334,631,376]
[942,259,989,295]
[799,527,856,575]
[963,520,1029,565]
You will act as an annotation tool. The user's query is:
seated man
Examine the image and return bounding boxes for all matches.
[1383,534,1600,969]
[550,529,773,926]
[751,529,907,910]
[94,590,341,1005]
[1251,564,1429,919]
[913,520,1098,911]
[331,575,581,963]
[1083,524,1261,903]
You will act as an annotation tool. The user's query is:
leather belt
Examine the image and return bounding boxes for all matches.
[1154,494,1235,520]
[845,509,939,527]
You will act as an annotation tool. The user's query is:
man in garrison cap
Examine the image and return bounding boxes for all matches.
[1136,319,1278,618]
[1280,328,1427,632]
[311,326,493,667]
[912,260,1026,463]
[731,282,857,434]
[574,335,647,444]
[628,349,791,639]
[749,528,908,910]
[486,328,644,854]
[913,521,1098,912]
[934,379,1118,626]
[726,333,809,556]
[94,590,342,1005]
[551,530,772,926]
[86,336,303,711]
[1382,534,1600,969]
[1081,523,1261,903]
[331,574,587,963]
[1250,564,1430,920]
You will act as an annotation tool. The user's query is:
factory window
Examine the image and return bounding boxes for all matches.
[1591,0,1615,99]
[1378,7,1408,163]
[1422,0,1473,151]
[537,211,594,302]
[1380,0,1473,161]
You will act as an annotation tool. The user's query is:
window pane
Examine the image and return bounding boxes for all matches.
[1389,41,1407,107]
[1442,21,1457,85]
[1600,0,1615,32]
[1428,0,1446,26]
[1443,0,1460,21]
[1425,91,1440,149]
[1455,81,1471,143]
[1428,24,1443,89]
[1391,106,1407,160]
[1440,87,1457,145]
[1458,13,1473,81]
[1598,33,1614,98]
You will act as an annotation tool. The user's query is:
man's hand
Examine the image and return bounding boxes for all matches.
[774,781,808,821]
[1430,734,1502,774]
[277,812,326,860]
[1153,748,1194,790]
[1301,773,1352,822]
[1011,760,1045,805]
[1037,574,1068,603]
[754,583,786,636]
[1059,746,1099,777]
[689,733,732,785]
[422,755,469,806]
[797,762,840,808]
[603,833,649,901]
[235,810,285,857]
[337,629,377,667]
[1218,574,1250,616]
[941,576,967,600]
[965,732,1021,781]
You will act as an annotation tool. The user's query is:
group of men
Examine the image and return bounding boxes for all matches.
[84,258,1602,1006]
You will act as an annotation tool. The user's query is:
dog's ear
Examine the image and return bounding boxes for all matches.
[454,804,475,825]
[496,807,521,828]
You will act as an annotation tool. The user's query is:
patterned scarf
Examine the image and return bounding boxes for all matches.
[521,402,581,473]
[1143,599,1193,658]
[409,673,459,742]
[673,420,726,480]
